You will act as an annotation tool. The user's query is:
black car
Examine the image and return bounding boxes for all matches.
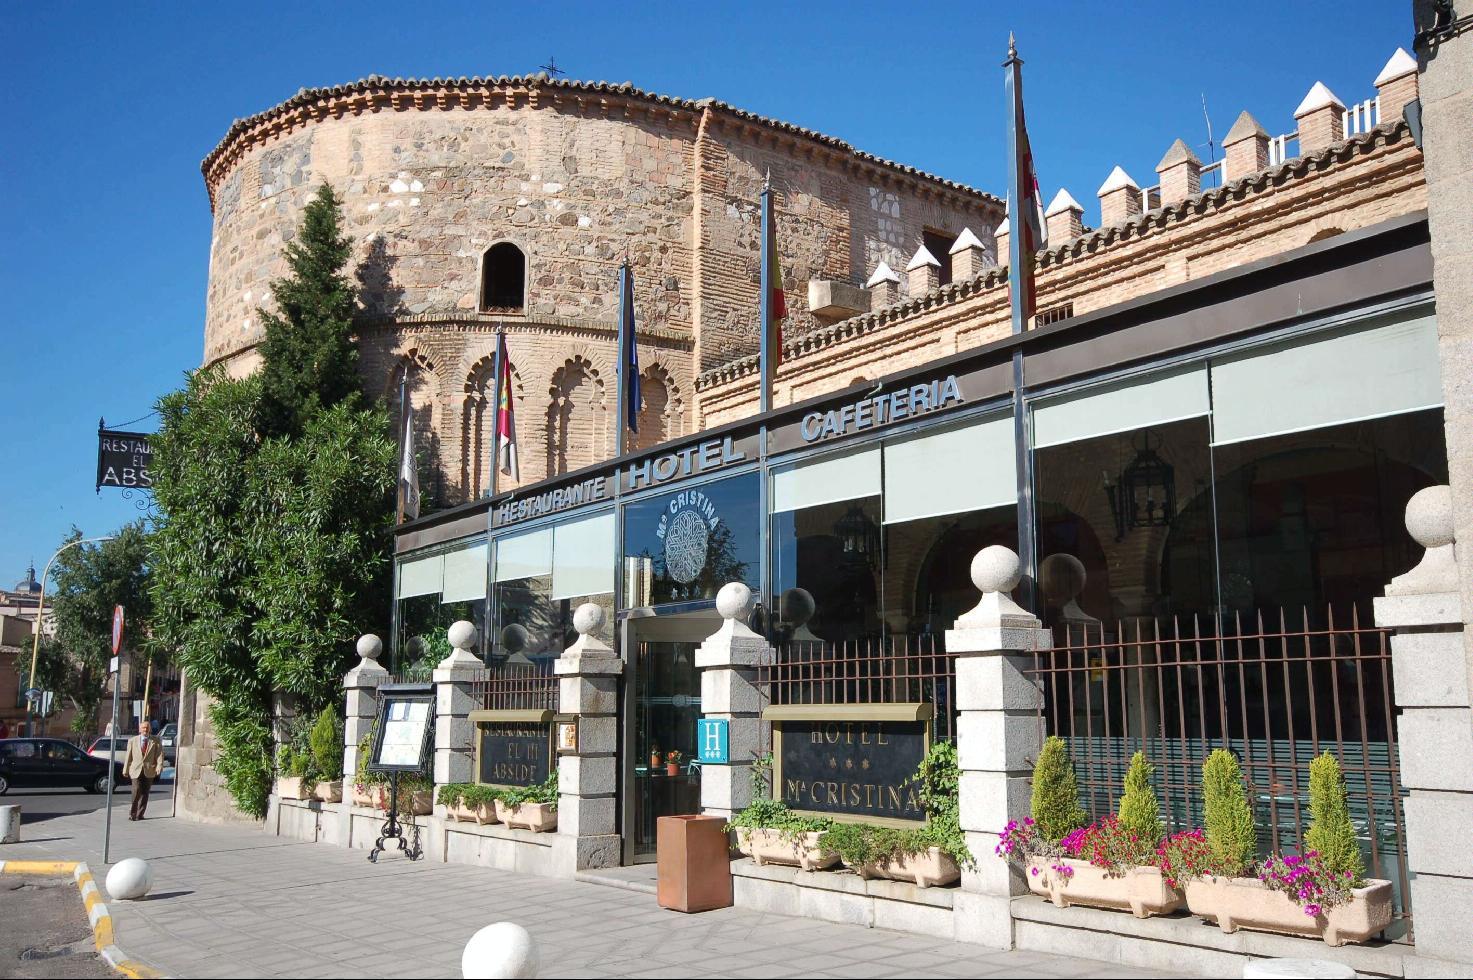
[0,738,125,795]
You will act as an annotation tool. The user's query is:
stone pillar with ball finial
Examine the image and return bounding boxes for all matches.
[695,582,774,822]
[1373,485,1473,967]
[945,546,1052,950]
[343,633,390,787]
[432,620,484,790]
[552,602,624,871]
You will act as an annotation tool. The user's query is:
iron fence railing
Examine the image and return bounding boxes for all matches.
[756,633,957,750]
[466,662,559,713]
[1027,603,1410,940]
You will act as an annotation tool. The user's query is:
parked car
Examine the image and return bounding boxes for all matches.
[158,723,178,762]
[0,738,125,794]
[87,736,128,765]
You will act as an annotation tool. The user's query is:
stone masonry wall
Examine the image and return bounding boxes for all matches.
[202,78,1002,504]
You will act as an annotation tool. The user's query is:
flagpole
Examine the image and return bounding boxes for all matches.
[759,173,773,416]
[490,324,503,499]
[1005,33,1038,610]
[616,260,630,459]
[396,363,408,525]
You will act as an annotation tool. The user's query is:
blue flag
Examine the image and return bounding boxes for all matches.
[616,262,641,455]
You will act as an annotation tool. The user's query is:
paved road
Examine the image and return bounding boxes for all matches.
[0,808,1177,979]
[0,780,174,827]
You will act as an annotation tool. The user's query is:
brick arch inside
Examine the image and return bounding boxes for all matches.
[633,362,686,451]
[546,355,608,477]
[462,353,527,497]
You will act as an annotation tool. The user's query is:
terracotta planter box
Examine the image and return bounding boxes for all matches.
[1025,855,1183,918]
[1184,875,1394,946]
[406,789,432,816]
[447,801,477,822]
[474,802,500,825]
[737,828,839,872]
[495,800,557,832]
[314,780,343,803]
[350,784,375,808]
[276,776,305,801]
[851,846,960,888]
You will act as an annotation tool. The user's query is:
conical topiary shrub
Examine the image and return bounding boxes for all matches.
[1117,751,1163,846]
[1304,751,1365,883]
[1202,749,1257,875]
[1032,735,1087,842]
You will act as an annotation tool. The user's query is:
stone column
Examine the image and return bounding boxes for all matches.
[946,546,1052,950]
[342,633,389,785]
[553,603,623,871]
[1373,486,1473,971]
[431,620,482,789]
[695,583,772,822]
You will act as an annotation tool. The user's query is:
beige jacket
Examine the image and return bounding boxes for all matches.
[123,734,164,780]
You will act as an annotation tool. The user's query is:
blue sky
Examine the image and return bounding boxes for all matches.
[1,0,1412,582]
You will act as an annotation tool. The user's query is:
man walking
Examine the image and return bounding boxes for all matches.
[123,719,164,821]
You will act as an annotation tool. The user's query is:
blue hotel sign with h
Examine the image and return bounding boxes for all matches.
[697,718,729,764]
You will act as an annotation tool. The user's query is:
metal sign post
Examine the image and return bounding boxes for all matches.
[104,605,124,865]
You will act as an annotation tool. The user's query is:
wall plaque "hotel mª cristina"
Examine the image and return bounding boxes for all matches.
[764,704,933,826]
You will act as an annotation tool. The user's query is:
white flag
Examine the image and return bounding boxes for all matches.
[399,405,421,521]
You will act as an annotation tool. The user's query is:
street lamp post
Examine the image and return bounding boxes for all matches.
[24,535,115,736]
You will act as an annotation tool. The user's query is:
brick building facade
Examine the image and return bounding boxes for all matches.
[200,75,1003,499]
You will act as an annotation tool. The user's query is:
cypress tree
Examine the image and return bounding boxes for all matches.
[1304,751,1365,883]
[1117,751,1164,845]
[256,183,360,438]
[1032,735,1088,842]
[1202,749,1258,875]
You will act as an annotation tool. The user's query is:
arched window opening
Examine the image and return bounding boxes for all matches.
[547,357,605,476]
[481,242,526,312]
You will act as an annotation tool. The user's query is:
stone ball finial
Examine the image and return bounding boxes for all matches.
[500,623,529,655]
[356,633,383,663]
[716,582,754,621]
[1040,553,1087,605]
[1405,484,1454,550]
[779,587,816,627]
[573,602,605,636]
[447,620,478,652]
[971,546,1022,596]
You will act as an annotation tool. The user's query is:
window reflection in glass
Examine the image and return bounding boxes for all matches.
[392,538,489,674]
[622,472,761,607]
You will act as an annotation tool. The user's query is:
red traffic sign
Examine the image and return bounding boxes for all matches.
[111,605,125,655]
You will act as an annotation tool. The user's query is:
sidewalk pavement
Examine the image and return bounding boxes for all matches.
[1,808,1178,979]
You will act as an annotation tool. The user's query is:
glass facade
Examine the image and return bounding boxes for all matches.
[394,536,488,672]
[491,511,615,664]
[620,471,761,607]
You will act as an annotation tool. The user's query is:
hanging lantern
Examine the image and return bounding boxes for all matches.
[833,504,880,567]
[1103,431,1176,540]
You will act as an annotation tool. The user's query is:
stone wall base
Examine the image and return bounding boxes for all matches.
[731,860,957,939]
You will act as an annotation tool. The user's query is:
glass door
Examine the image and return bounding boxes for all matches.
[630,638,702,862]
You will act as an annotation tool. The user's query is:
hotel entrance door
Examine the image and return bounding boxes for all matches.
[622,610,720,863]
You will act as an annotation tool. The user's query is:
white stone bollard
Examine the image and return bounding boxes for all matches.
[0,805,20,844]
[105,858,154,900]
[1242,959,1356,979]
[462,922,539,979]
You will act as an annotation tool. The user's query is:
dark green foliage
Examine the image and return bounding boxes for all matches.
[1202,749,1258,875]
[1032,735,1087,842]
[257,184,361,439]
[1305,752,1365,884]
[149,185,396,818]
[309,706,343,782]
[1118,751,1164,845]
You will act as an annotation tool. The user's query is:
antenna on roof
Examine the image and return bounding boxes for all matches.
[1200,93,1218,187]
[539,56,566,77]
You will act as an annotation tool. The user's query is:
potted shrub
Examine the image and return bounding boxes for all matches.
[666,750,683,777]
[395,772,434,816]
[463,784,502,825]
[275,745,309,801]
[309,707,344,803]
[1179,751,1392,945]
[728,754,837,871]
[1000,748,1182,917]
[649,744,661,770]
[437,783,477,822]
[820,742,970,887]
[495,771,559,832]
